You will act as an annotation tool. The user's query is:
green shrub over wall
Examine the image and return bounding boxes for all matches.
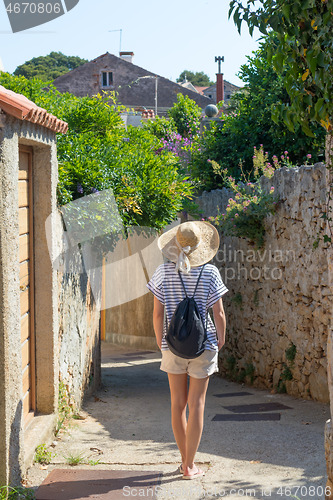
[0,73,193,231]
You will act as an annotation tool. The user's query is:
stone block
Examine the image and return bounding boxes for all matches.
[285,379,299,396]
[297,381,305,394]
[309,366,330,402]
[272,368,281,388]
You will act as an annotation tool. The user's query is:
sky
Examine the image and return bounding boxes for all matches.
[0,0,261,87]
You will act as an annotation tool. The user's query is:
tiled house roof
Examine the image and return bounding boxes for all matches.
[52,52,213,110]
[202,80,241,103]
[0,85,68,134]
[194,86,209,95]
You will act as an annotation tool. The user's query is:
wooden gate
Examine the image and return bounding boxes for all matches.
[19,146,36,425]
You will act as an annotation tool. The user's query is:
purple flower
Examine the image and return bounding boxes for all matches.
[307,154,312,159]
[77,182,83,194]
[91,187,99,194]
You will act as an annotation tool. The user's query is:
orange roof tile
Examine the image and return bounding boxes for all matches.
[194,86,209,95]
[0,85,68,134]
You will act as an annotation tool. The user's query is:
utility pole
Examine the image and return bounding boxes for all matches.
[155,76,158,117]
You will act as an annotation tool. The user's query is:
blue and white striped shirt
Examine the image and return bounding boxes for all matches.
[147,262,228,351]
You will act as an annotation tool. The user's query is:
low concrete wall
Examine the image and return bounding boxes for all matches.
[105,293,156,350]
[197,164,331,402]
[103,226,162,350]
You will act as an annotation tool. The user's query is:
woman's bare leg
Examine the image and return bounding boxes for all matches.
[168,373,188,467]
[183,376,210,475]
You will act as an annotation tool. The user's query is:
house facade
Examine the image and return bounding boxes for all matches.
[202,80,241,104]
[52,52,212,115]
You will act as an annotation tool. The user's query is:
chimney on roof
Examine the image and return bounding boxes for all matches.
[215,56,224,105]
[216,73,224,104]
[119,51,134,63]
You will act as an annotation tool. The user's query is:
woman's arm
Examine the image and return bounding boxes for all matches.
[153,296,164,350]
[212,298,226,351]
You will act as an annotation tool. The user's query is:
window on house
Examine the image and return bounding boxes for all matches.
[208,94,212,99]
[101,71,113,87]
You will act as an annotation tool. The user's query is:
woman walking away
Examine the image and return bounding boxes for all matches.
[147,221,228,480]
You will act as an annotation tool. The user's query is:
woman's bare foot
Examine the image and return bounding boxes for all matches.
[183,464,205,479]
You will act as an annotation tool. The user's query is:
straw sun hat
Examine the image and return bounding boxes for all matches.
[157,221,220,273]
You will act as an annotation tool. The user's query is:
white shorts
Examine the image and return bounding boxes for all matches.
[160,349,218,379]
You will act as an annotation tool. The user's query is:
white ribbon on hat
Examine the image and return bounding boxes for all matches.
[175,238,201,273]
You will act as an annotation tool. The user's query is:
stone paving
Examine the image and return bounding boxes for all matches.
[26,343,330,500]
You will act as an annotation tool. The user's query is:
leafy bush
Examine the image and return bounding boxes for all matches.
[168,94,201,138]
[143,115,177,140]
[0,73,193,231]
[211,154,279,248]
[56,127,191,229]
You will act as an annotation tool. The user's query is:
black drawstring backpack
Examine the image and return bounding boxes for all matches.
[165,265,207,359]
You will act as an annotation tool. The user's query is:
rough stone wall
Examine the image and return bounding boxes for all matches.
[197,164,331,402]
[55,211,101,411]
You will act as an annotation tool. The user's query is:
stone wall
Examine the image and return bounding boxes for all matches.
[55,211,101,410]
[197,164,331,402]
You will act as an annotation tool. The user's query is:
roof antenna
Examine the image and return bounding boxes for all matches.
[109,29,122,54]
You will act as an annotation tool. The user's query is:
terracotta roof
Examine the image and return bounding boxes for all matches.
[194,86,209,95]
[0,85,68,134]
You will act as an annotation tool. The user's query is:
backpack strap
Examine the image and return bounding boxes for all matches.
[193,265,205,297]
[178,264,205,298]
[178,270,188,298]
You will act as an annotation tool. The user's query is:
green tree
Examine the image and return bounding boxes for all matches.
[13,52,88,81]
[228,0,333,144]
[177,70,213,87]
[229,0,333,244]
[189,39,324,190]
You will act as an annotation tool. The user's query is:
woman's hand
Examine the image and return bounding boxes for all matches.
[217,336,225,351]
[153,296,164,351]
[212,298,226,352]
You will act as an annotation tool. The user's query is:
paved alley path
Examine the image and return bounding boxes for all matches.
[27,343,330,500]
